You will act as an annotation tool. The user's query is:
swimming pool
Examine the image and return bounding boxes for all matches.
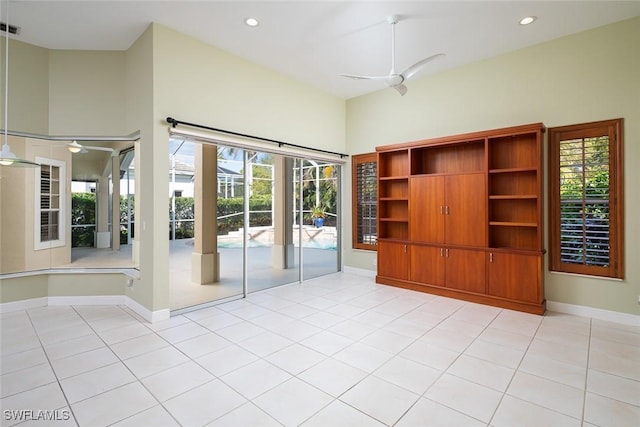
[216,226,337,250]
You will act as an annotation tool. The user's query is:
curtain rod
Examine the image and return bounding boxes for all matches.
[166,117,348,159]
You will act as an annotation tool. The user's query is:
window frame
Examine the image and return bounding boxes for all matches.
[548,118,624,279]
[351,152,377,251]
[34,157,66,250]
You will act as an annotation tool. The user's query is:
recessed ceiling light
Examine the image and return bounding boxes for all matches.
[519,16,537,25]
[245,17,259,27]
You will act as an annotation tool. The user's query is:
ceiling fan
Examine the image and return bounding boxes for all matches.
[67,140,113,154]
[341,15,444,96]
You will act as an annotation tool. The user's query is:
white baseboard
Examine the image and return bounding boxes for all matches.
[343,266,376,278]
[0,297,48,314]
[125,297,170,323]
[547,300,640,327]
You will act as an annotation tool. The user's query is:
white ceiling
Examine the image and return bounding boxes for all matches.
[7,1,640,99]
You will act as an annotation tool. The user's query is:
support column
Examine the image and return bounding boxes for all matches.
[106,156,120,251]
[192,144,220,284]
[272,156,295,269]
[95,175,110,248]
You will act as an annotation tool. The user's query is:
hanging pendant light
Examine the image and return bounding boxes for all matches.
[0,1,38,167]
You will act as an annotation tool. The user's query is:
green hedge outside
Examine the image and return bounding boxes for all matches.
[74,192,330,245]
[71,193,96,247]
[171,195,273,239]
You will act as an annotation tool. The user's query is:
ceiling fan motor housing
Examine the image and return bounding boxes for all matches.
[387,74,404,87]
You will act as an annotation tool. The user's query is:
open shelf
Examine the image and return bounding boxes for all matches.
[379,179,408,199]
[489,170,537,196]
[489,134,538,170]
[378,221,408,240]
[489,225,538,250]
[379,199,408,220]
[411,140,485,175]
[490,198,537,224]
[378,150,409,177]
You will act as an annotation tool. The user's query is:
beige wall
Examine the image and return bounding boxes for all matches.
[0,136,71,274]
[0,273,124,304]
[0,275,48,303]
[0,136,27,273]
[0,38,49,134]
[48,50,127,136]
[344,17,640,316]
[152,24,346,152]
[48,274,125,297]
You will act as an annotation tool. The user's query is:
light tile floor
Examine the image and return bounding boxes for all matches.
[1,272,639,426]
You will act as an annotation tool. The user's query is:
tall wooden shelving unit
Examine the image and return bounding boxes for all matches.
[376,123,545,314]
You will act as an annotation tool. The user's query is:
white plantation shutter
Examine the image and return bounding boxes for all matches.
[35,158,66,250]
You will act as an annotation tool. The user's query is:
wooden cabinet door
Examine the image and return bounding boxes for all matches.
[377,241,409,280]
[410,176,445,243]
[410,245,445,286]
[445,173,486,247]
[445,248,486,293]
[487,252,541,303]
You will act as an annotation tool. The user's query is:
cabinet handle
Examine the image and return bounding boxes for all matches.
[440,248,444,257]
[490,253,494,263]
[446,249,450,258]
[404,244,407,253]
[440,206,444,215]
[445,206,450,215]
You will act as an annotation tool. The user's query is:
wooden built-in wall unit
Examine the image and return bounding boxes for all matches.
[376,123,546,314]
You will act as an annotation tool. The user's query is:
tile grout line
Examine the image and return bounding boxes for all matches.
[24,307,80,427]
[483,310,541,427]
[581,317,593,425]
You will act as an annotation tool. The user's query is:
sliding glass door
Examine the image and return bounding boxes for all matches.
[246,153,301,292]
[169,141,245,310]
[299,159,340,280]
[169,139,341,312]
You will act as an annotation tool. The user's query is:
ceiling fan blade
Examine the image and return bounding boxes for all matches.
[84,146,114,152]
[340,74,389,81]
[393,83,408,96]
[401,53,445,80]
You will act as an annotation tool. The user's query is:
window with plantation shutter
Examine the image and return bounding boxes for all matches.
[549,119,624,279]
[35,157,66,250]
[352,153,377,250]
